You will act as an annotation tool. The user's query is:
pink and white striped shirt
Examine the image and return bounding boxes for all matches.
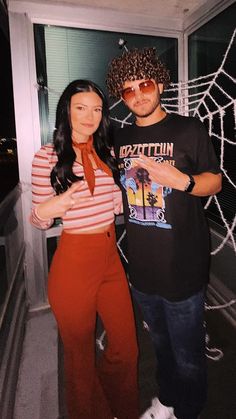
[31,144,122,231]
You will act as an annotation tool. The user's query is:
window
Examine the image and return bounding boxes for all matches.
[34,24,178,143]
[188,3,236,228]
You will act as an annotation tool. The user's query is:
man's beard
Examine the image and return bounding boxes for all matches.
[133,98,160,118]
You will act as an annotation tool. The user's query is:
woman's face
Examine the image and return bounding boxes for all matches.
[70,91,103,142]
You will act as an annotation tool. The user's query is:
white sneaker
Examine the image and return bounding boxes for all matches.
[140,397,175,419]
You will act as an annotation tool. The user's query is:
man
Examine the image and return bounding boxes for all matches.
[106,47,222,419]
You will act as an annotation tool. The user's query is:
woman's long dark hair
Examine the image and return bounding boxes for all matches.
[50,79,119,194]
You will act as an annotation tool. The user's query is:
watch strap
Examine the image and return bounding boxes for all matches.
[184,174,195,193]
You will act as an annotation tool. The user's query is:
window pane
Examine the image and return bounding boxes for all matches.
[188,3,236,227]
[34,24,178,143]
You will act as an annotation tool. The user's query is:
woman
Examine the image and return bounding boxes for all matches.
[31,80,139,419]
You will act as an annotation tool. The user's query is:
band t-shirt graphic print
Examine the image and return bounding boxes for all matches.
[119,141,173,229]
[114,113,221,301]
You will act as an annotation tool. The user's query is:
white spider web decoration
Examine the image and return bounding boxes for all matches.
[35,29,236,357]
[35,29,236,258]
[112,29,236,259]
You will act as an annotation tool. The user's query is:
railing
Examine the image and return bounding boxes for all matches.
[0,184,28,419]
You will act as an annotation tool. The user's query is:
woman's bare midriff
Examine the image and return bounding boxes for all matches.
[64,224,112,235]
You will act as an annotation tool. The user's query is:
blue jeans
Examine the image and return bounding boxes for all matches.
[132,287,207,419]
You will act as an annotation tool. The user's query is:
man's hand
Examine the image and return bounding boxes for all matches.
[137,153,188,191]
[137,153,222,196]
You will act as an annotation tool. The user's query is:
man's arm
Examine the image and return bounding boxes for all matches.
[137,153,222,197]
[188,172,222,196]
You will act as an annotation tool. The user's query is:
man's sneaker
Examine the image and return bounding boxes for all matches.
[140,397,175,419]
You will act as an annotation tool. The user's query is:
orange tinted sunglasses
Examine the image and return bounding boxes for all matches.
[121,80,156,101]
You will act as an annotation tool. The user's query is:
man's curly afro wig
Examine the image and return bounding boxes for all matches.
[106,47,170,99]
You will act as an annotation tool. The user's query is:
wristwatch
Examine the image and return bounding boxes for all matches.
[184,174,195,193]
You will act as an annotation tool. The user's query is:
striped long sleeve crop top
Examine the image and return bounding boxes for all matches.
[31,144,122,232]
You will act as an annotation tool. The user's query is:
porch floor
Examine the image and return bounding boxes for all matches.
[14,300,236,419]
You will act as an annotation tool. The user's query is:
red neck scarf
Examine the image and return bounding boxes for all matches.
[73,136,112,195]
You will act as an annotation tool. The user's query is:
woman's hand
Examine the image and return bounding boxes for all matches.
[36,181,90,220]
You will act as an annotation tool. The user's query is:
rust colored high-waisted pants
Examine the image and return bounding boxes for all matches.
[48,225,139,419]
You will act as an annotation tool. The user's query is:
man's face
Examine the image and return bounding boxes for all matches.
[121,79,164,119]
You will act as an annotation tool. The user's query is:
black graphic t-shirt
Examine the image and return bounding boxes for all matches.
[114,113,221,301]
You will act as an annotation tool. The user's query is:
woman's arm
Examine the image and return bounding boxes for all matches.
[35,182,85,220]
[31,146,85,229]
[31,146,55,229]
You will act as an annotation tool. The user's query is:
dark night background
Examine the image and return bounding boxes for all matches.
[0,4,18,202]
